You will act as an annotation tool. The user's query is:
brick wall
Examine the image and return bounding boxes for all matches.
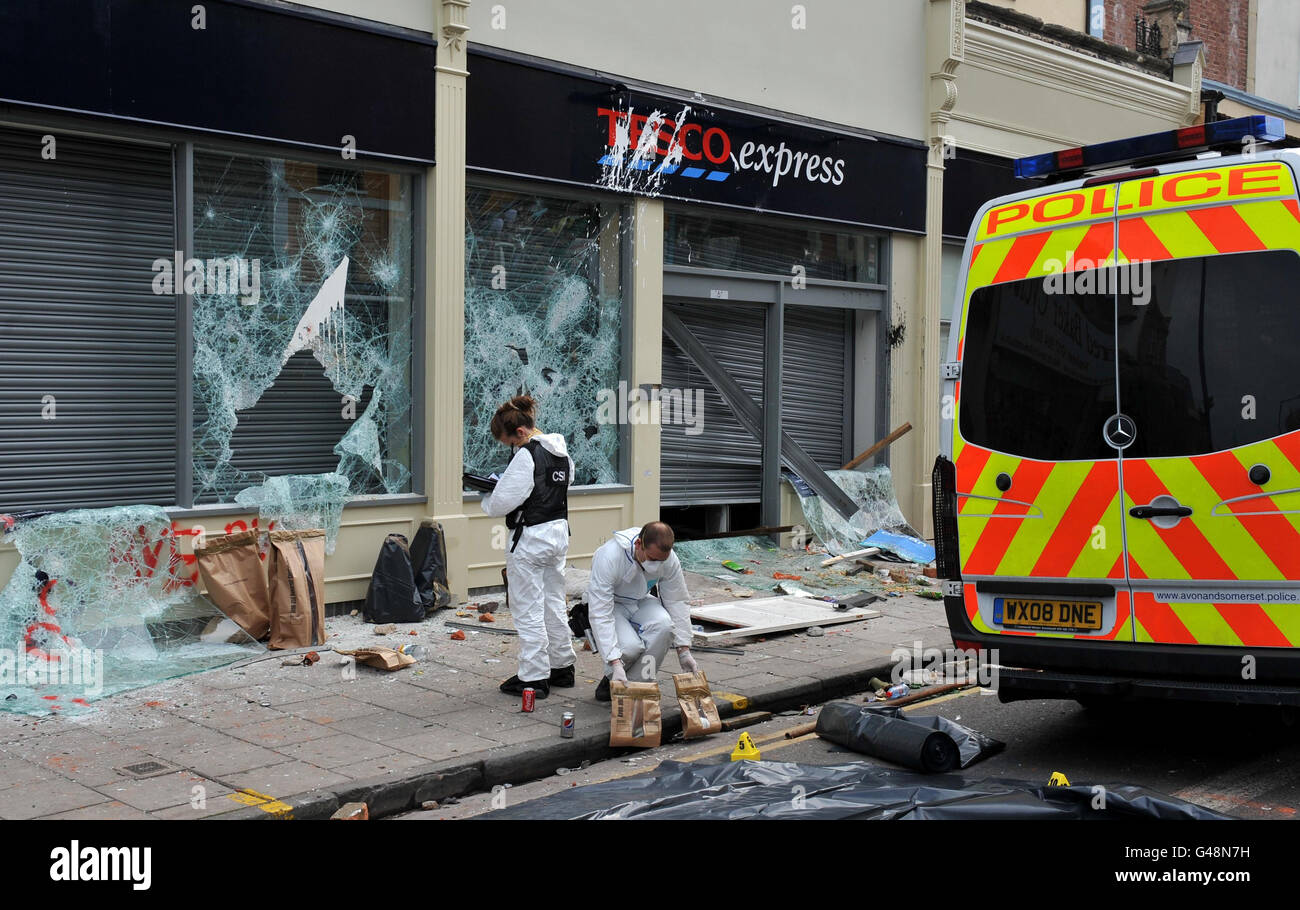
[1187,0,1251,88]
[1099,0,1250,89]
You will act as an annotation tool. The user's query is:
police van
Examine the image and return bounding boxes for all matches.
[934,116,1300,705]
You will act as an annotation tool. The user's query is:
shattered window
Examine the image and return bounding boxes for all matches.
[192,152,416,504]
[665,210,882,283]
[464,187,625,485]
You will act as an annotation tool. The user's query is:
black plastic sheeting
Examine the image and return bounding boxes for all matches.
[363,534,425,624]
[487,760,1231,820]
[410,520,452,611]
[815,702,1005,772]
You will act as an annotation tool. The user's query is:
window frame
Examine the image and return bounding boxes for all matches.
[0,108,427,516]
[463,177,634,493]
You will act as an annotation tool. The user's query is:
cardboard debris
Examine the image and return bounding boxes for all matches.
[334,646,415,671]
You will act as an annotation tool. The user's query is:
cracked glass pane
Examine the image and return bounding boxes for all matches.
[791,466,921,556]
[233,472,351,554]
[191,152,415,505]
[464,187,624,485]
[0,507,262,716]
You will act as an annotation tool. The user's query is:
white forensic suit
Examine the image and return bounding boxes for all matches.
[480,432,576,682]
[586,527,693,683]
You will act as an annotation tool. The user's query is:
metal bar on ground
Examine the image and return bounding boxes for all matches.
[687,525,794,541]
[444,621,519,635]
[821,546,880,567]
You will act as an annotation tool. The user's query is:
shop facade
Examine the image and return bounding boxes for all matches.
[0,0,1207,602]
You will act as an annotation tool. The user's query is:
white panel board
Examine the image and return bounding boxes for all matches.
[689,596,879,645]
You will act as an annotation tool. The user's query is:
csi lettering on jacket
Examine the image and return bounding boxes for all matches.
[480,433,575,558]
[585,527,693,662]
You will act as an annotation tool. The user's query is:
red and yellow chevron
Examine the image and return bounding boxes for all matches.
[953,159,1300,648]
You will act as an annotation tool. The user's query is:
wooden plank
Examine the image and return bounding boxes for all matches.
[720,711,774,731]
[841,422,912,471]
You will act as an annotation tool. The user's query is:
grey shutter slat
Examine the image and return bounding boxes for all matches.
[660,300,765,505]
[0,125,177,511]
[782,306,849,469]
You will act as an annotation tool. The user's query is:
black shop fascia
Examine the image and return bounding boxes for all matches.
[467,47,926,232]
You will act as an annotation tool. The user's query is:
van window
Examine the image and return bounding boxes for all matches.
[960,273,1117,460]
[1118,249,1300,458]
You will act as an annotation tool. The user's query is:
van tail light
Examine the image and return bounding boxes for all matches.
[932,455,962,582]
[954,638,983,655]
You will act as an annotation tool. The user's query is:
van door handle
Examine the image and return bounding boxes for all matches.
[1129,505,1193,520]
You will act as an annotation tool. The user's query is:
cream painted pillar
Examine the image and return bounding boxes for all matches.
[917,0,965,539]
[426,0,471,598]
[629,198,664,527]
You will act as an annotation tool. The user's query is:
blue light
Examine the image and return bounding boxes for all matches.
[1013,116,1287,178]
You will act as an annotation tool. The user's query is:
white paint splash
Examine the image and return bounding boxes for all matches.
[598,106,691,196]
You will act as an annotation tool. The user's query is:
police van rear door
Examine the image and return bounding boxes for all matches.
[953,178,1131,642]
[1110,159,1300,648]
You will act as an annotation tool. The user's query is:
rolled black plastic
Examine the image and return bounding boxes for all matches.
[816,703,960,773]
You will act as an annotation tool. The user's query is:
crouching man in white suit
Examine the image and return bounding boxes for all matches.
[585,521,698,702]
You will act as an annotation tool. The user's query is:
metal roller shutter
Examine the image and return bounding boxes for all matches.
[782,306,849,468]
[660,300,765,505]
[0,125,177,511]
[660,300,850,506]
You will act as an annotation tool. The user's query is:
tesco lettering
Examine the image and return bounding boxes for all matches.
[597,107,845,188]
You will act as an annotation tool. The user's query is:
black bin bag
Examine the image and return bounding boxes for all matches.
[815,701,1004,773]
[363,534,426,624]
[409,520,452,610]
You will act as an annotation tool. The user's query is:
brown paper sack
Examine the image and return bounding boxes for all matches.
[195,530,271,640]
[267,529,327,650]
[609,681,662,748]
[335,647,415,672]
[673,671,721,739]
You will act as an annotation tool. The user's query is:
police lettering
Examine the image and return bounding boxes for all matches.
[981,162,1290,238]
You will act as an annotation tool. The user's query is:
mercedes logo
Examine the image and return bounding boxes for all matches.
[1104,413,1137,450]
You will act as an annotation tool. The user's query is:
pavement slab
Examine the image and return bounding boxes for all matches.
[0,578,950,818]
[94,770,231,812]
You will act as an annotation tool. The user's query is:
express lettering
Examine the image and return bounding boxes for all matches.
[736,140,845,186]
[981,163,1289,237]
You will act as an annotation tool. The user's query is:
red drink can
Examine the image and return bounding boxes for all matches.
[522,687,536,713]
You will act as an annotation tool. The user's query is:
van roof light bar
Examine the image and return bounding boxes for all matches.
[1014,115,1286,179]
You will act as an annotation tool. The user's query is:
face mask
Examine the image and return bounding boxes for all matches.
[641,559,664,574]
